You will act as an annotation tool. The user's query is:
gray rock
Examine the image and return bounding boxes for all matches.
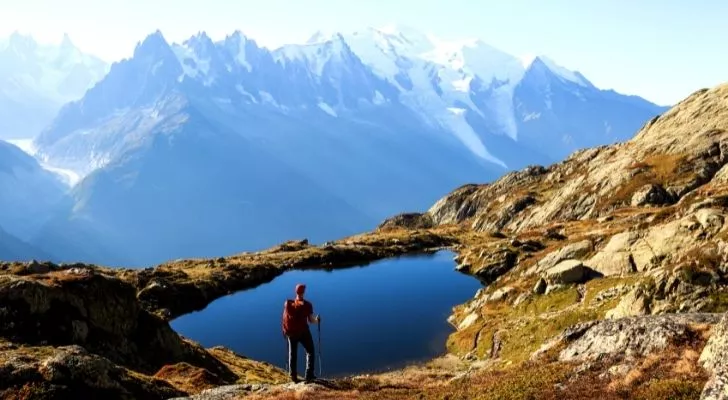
[537,240,593,273]
[631,184,673,207]
[533,278,547,295]
[487,286,515,303]
[592,284,630,304]
[587,231,640,276]
[513,292,531,307]
[605,287,651,319]
[700,313,728,400]
[544,283,567,295]
[544,259,602,285]
[695,208,726,233]
[458,313,481,330]
[473,249,517,284]
[558,313,721,362]
[701,375,728,400]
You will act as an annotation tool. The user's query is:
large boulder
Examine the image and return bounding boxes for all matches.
[0,274,236,379]
[543,259,601,285]
[587,232,640,276]
[631,184,673,207]
[473,249,517,284]
[557,314,720,362]
[605,287,651,319]
[530,240,593,274]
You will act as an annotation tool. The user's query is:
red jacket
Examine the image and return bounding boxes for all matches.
[282,299,313,336]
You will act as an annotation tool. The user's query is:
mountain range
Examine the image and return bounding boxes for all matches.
[0,32,108,139]
[1,27,667,266]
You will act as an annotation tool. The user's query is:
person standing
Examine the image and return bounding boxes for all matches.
[282,283,320,383]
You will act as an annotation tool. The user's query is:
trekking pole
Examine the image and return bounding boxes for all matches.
[317,318,323,378]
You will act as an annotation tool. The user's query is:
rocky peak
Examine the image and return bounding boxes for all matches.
[134,30,174,60]
[7,30,36,52]
[183,31,215,57]
[60,32,74,49]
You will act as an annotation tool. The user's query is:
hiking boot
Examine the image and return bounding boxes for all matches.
[304,375,316,384]
[290,376,299,384]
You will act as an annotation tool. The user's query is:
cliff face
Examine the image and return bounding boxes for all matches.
[0,264,289,398]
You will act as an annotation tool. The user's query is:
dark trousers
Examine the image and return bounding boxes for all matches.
[286,329,315,380]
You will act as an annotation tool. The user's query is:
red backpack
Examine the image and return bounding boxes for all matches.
[282,299,310,336]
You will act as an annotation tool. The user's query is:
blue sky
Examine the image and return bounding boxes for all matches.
[1,0,725,105]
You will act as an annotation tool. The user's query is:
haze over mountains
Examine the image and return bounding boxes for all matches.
[0,32,108,140]
[1,27,667,266]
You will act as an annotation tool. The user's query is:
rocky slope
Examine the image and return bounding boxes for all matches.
[1,83,728,399]
[0,225,52,261]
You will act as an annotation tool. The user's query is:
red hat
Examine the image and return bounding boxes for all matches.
[295,284,306,295]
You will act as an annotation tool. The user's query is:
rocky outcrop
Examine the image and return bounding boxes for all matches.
[585,208,728,277]
[0,267,290,399]
[425,84,728,234]
[0,272,235,378]
[631,183,674,206]
[377,213,434,230]
[529,240,593,274]
[472,249,517,284]
[0,344,184,400]
[543,259,601,285]
[169,384,271,400]
[700,314,728,400]
[604,287,651,319]
[556,313,720,362]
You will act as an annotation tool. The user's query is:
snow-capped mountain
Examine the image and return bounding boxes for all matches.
[0,140,67,242]
[27,27,665,266]
[512,57,665,160]
[0,32,108,139]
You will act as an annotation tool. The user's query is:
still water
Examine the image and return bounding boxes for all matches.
[171,251,481,377]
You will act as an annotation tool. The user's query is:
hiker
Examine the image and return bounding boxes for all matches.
[282,283,321,383]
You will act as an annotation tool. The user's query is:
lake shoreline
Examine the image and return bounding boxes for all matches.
[170,249,480,377]
[0,226,468,398]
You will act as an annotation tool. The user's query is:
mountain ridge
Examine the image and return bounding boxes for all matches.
[0,32,108,139]
[20,27,666,266]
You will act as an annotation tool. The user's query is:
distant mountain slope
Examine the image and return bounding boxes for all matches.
[424,83,728,236]
[513,57,669,160]
[0,32,108,139]
[0,140,67,241]
[0,225,53,262]
[29,28,665,266]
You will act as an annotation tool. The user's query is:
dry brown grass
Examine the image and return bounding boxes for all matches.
[595,153,686,212]
[207,347,288,384]
[154,362,223,394]
[245,345,709,400]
